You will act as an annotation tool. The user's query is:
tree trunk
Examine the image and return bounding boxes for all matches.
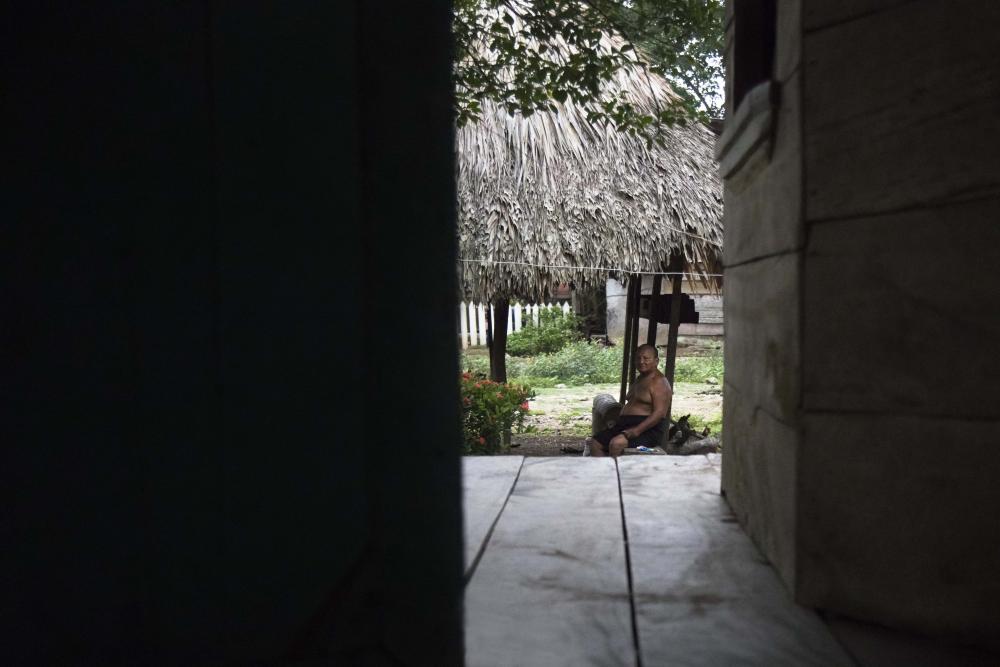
[490,298,509,383]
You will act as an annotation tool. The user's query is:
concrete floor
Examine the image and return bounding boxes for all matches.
[461,456,996,666]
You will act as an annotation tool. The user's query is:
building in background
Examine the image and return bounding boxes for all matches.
[606,277,724,343]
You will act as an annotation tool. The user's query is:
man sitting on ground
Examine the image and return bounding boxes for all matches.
[588,343,672,458]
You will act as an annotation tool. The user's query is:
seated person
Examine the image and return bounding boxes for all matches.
[588,343,672,458]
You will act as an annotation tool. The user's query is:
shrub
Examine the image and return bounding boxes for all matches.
[505,307,581,356]
[460,374,534,455]
[515,340,622,386]
[673,356,725,384]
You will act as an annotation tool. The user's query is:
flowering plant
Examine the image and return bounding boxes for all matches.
[460,372,534,455]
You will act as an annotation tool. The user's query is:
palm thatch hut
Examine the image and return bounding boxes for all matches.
[456,13,722,392]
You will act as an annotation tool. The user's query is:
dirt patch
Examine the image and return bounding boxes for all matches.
[524,383,722,433]
[524,384,606,437]
[512,381,723,457]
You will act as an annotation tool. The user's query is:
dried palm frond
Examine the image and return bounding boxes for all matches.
[456,8,722,302]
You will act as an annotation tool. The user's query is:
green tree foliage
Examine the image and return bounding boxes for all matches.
[453,0,724,142]
[599,0,725,119]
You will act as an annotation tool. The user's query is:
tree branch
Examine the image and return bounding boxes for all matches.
[676,70,715,117]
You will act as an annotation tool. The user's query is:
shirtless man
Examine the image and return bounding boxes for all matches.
[588,343,672,458]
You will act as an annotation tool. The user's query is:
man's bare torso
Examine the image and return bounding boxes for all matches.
[622,370,671,416]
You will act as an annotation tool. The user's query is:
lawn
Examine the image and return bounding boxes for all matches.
[461,336,725,455]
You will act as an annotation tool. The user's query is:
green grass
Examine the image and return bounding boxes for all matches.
[672,356,724,384]
[461,342,723,388]
[461,339,726,441]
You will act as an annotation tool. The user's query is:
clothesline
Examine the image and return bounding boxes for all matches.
[459,258,723,278]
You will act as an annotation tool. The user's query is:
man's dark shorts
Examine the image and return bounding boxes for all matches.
[593,415,664,453]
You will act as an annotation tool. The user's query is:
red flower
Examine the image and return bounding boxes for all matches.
[462,372,471,379]
[478,436,486,445]
[520,401,530,410]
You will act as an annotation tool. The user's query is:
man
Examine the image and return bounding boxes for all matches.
[588,343,672,458]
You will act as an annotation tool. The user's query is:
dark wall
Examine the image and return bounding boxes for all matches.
[4,2,463,664]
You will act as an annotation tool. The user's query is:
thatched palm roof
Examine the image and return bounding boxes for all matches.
[457,18,723,303]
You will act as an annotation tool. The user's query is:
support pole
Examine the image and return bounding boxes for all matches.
[664,252,684,392]
[618,275,636,405]
[627,274,642,389]
[645,274,662,346]
[490,298,509,383]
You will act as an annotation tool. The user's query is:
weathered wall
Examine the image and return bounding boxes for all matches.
[719,0,804,590]
[797,0,1000,644]
[4,3,463,664]
[606,278,725,344]
[721,0,1000,648]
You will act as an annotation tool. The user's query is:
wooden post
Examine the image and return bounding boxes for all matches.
[490,298,509,383]
[618,276,636,405]
[645,274,662,346]
[627,274,642,388]
[664,252,684,390]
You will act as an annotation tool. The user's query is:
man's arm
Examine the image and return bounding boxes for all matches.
[622,379,672,439]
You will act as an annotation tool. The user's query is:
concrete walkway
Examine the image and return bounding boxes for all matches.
[462,455,853,666]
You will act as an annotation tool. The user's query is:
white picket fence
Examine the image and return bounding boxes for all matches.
[459,301,572,349]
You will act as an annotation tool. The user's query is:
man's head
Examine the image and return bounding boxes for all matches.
[635,343,659,374]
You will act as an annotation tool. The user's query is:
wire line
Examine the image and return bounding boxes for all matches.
[459,258,722,278]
